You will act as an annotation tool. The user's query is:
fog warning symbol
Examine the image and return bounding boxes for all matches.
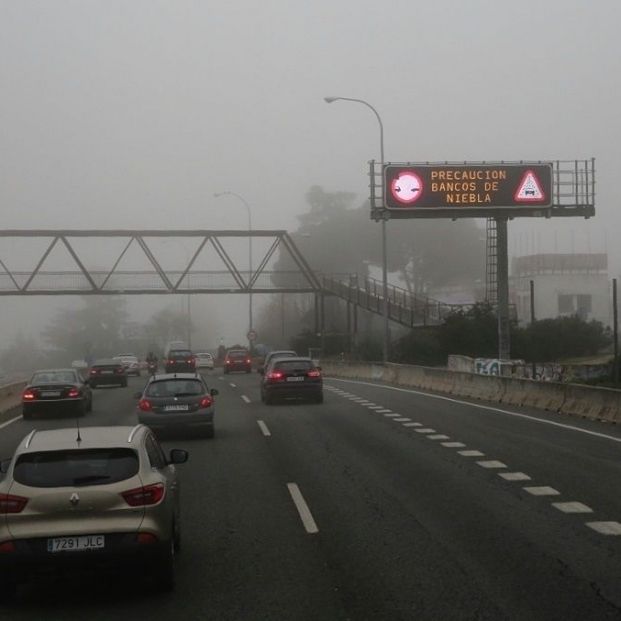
[515,170,545,202]
[390,171,423,205]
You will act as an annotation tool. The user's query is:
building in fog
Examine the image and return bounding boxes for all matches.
[511,253,610,326]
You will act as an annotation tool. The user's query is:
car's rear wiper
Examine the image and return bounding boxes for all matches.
[172,392,199,397]
[72,474,112,486]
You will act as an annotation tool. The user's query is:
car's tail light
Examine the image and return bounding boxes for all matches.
[116,367,124,374]
[136,532,159,545]
[0,494,28,514]
[267,371,284,381]
[67,387,80,398]
[0,541,16,553]
[168,359,175,365]
[246,359,251,364]
[22,389,36,401]
[90,368,99,375]
[138,398,152,412]
[199,396,213,408]
[121,483,165,507]
[307,369,321,378]
[225,359,231,364]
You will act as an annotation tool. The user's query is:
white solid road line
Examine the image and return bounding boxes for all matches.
[0,415,21,430]
[241,395,251,404]
[287,483,319,534]
[586,521,621,535]
[328,378,621,444]
[230,383,237,388]
[257,420,271,437]
[551,501,593,514]
[523,486,561,496]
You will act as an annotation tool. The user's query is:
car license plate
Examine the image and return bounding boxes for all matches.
[165,405,189,411]
[286,376,304,382]
[40,391,61,397]
[47,535,105,553]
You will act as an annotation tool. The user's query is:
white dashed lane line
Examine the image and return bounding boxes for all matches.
[218,376,225,381]
[586,522,621,535]
[415,428,436,434]
[384,413,401,418]
[287,483,319,535]
[393,418,411,422]
[499,472,531,481]
[427,434,450,440]
[477,460,507,469]
[376,409,393,413]
[229,383,237,388]
[523,486,561,496]
[404,422,423,427]
[552,502,593,514]
[257,420,271,437]
[367,405,384,410]
[442,442,466,448]
[241,395,251,404]
[459,450,485,457]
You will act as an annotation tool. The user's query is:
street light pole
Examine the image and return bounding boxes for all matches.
[324,96,390,363]
[213,191,253,349]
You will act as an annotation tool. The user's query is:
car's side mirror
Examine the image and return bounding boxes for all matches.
[0,458,11,474]
[168,449,189,465]
[133,391,143,399]
[210,388,219,396]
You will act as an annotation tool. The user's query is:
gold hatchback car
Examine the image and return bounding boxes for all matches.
[0,425,188,597]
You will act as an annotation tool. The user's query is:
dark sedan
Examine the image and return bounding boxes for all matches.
[260,357,323,404]
[89,359,128,388]
[136,373,218,438]
[164,350,196,374]
[22,369,93,419]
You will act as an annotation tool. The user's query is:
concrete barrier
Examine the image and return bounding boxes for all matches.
[0,380,26,416]
[323,360,621,423]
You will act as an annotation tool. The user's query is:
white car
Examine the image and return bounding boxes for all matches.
[113,354,141,376]
[194,352,215,370]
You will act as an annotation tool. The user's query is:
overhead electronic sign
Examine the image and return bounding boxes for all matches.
[383,163,553,212]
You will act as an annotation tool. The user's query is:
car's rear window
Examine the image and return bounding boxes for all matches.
[31,371,77,384]
[273,360,313,372]
[146,379,204,397]
[228,351,248,359]
[14,449,139,488]
[169,350,192,359]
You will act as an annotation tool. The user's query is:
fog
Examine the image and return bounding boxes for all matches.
[1,0,619,351]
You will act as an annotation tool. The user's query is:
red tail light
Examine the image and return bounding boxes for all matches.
[267,371,284,380]
[246,359,251,364]
[0,541,16,553]
[89,369,98,375]
[136,533,159,545]
[168,359,175,365]
[307,369,321,378]
[0,493,28,514]
[199,396,213,408]
[121,483,165,507]
[115,367,124,374]
[225,359,231,364]
[67,387,80,398]
[22,389,36,401]
[138,398,152,412]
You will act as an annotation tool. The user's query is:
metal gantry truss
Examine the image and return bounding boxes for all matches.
[0,230,322,296]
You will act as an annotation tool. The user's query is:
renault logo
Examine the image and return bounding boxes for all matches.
[69,492,80,506]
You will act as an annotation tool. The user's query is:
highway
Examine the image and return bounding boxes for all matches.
[1,370,621,620]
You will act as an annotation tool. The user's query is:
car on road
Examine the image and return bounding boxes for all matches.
[0,425,188,597]
[164,349,196,373]
[113,354,141,376]
[257,349,297,374]
[260,356,323,404]
[224,349,252,374]
[194,352,215,370]
[136,373,219,438]
[89,359,128,388]
[22,369,92,419]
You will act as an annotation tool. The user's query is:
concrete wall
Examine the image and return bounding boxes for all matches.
[0,380,26,416]
[322,361,621,424]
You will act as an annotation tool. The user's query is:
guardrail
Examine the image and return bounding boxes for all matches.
[322,361,621,424]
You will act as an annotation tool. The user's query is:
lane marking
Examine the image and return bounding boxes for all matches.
[328,378,621,444]
[229,383,237,388]
[403,422,423,427]
[551,501,593,514]
[499,472,531,481]
[459,450,485,457]
[287,483,319,534]
[367,405,384,410]
[377,409,393,413]
[393,417,411,422]
[241,395,251,404]
[427,434,450,440]
[415,428,436,433]
[477,460,507,469]
[218,376,225,381]
[0,415,21,430]
[523,486,560,496]
[586,521,621,535]
[442,441,466,448]
[257,420,271,437]
[358,401,374,405]
[384,413,400,418]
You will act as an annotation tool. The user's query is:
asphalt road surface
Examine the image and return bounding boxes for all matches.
[1,370,621,620]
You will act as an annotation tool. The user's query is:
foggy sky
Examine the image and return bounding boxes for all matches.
[1,0,620,347]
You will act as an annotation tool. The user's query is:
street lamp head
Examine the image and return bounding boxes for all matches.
[323,97,339,104]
